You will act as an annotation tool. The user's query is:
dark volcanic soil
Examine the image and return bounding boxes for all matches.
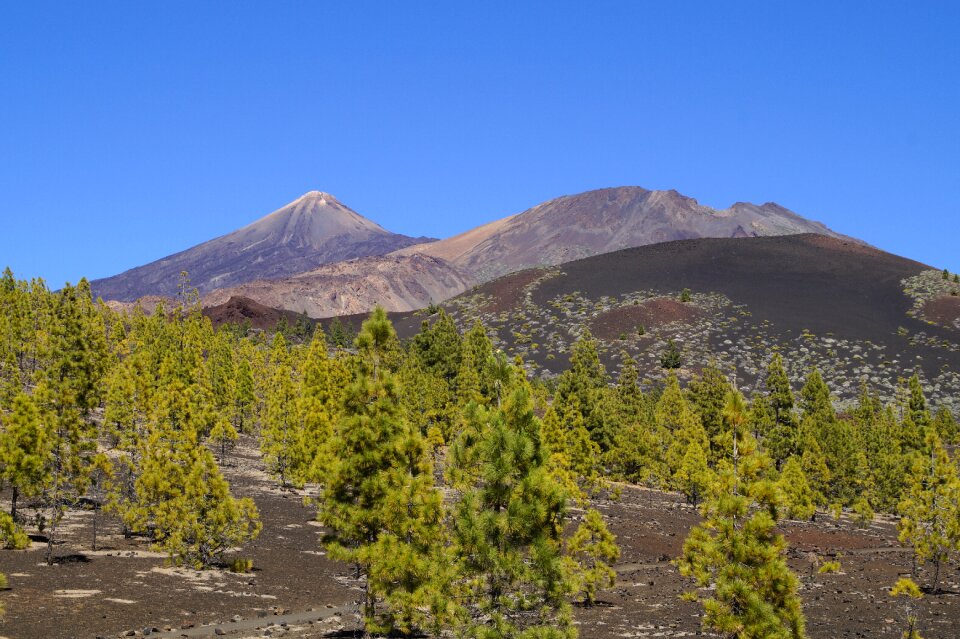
[2,438,958,638]
[924,295,960,331]
[480,269,552,313]
[202,297,314,331]
[529,234,928,343]
[0,439,358,639]
[589,298,701,340]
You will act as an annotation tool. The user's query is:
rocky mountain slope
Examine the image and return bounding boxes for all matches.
[91,191,433,300]
[394,186,856,282]
[201,254,471,318]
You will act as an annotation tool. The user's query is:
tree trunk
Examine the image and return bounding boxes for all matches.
[10,485,18,522]
[364,584,376,635]
[92,503,98,551]
[46,496,58,565]
[933,557,941,594]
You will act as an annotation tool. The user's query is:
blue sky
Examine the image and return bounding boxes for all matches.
[1,2,957,287]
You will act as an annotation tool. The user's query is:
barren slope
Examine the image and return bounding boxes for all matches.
[393,186,856,282]
[202,254,471,318]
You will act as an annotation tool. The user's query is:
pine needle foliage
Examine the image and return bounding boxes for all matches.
[678,390,807,639]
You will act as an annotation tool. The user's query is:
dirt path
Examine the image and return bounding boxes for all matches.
[151,604,354,638]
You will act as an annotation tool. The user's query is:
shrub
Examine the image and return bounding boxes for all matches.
[229,557,254,573]
[660,339,682,369]
[0,513,29,550]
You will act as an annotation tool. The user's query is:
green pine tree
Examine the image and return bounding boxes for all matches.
[778,456,816,521]
[764,354,798,468]
[321,307,448,634]
[0,392,49,523]
[565,508,620,606]
[451,381,576,638]
[675,439,713,506]
[261,333,301,487]
[897,432,960,593]
[678,390,807,639]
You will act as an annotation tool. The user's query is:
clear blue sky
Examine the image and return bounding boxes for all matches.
[1,2,958,287]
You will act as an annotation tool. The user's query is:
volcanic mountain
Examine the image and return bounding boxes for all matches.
[394,186,856,282]
[91,191,433,300]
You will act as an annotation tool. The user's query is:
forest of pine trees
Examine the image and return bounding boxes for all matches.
[1,266,959,637]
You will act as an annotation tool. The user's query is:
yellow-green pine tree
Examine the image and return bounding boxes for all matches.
[897,432,960,593]
[261,333,301,487]
[678,390,807,639]
[565,508,620,606]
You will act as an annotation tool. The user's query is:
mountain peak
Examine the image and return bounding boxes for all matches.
[91,192,430,301]
[297,190,339,203]
[394,185,857,282]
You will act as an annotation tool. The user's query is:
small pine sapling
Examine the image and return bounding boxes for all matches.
[890,577,924,639]
[565,508,620,606]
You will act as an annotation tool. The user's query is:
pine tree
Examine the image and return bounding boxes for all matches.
[130,373,261,568]
[0,510,29,549]
[233,340,257,434]
[455,339,484,407]
[565,508,620,606]
[208,412,239,466]
[678,390,807,639]
[858,393,907,512]
[675,439,712,506]
[897,432,960,593]
[462,321,496,402]
[410,309,463,387]
[688,365,732,460]
[660,339,682,369]
[363,405,451,635]
[0,392,49,523]
[890,577,925,639]
[87,452,112,551]
[799,370,860,504]
[261,333,301,487]
[541,406,579,499]
[321,307,447,634]
[778,457,816,521]
[452,381,575,638]
[37,283,105,564]
[604,357,659,484]
[764,353,797,468]
[612,353,645,424]
[555,330,610,449]
[296,327,342,486]
[140,436,261,568]
[657,375,709,487]
[749,395,775,441]
[931,406,958,444]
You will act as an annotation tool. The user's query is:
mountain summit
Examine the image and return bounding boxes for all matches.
[92,191,434,301]
[394,186,857,282]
